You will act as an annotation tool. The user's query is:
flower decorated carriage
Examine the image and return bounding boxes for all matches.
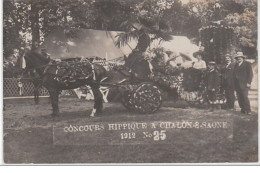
[116,22,234,111]
[100,46,227,114]
[145,47,226,106]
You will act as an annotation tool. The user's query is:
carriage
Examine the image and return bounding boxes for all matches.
[21,46,227,117]
[66,53,164,114]
[21,23,232,116]
[104,47,226,113]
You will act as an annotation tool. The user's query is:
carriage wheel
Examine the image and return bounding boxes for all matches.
[132,83,162,114]
[121,90,135,111]
[120,85,135,111]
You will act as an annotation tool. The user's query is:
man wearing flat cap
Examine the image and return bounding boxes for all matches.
[233,52,253,115]
[222,54,235,110]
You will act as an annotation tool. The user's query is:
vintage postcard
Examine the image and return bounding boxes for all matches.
[2,0,258,164]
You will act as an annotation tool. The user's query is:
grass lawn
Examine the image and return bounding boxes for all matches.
[3,97,258,163]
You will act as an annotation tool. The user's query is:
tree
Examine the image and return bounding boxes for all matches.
[115,0,172,51]
[182,0,257,58]
[3,0,30,58]
[91,0,131,30]
[3,0,258,71]
[224,8,257,57]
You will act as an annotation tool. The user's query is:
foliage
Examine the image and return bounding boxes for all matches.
[224,6,257,57]
[3,0,30,58]
[200,25,235,64]
[184,0,257,56]
[115,0,172,51]
[3,0,258,78]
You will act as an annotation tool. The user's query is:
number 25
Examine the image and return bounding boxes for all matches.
[153,130,166,141]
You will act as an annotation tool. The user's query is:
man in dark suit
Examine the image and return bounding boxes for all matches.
[222,54,235,110]
[233,52,253,115]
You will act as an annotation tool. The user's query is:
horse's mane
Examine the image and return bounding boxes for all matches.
[25,51,50,63]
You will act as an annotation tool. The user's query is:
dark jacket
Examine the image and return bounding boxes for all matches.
[222,62,235,88]
[234,61,253,89]
[206,69,220,91]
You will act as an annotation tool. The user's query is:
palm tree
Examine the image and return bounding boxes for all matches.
[116,17,172,52]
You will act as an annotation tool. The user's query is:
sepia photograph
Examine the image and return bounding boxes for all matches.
[2,0,258,164]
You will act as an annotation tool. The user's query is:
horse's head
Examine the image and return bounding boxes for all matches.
[24,51,50,73]
[22,50,51,79]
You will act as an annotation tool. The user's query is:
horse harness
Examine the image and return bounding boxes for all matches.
[21,59,98,86]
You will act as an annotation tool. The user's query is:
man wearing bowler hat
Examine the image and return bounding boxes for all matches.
[233,52,253,115]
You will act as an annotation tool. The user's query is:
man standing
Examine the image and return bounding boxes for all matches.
[222,54,235,110]
[206,61,221,112]
[233,52,253,115]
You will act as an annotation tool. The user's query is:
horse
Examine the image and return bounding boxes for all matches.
[23,51,107,117]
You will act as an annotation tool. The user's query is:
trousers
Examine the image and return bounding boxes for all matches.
[224,86,235,109]
[234,80,251,112]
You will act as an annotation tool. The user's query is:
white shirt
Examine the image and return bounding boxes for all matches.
[226,62,231,68]
[238,61,243,66]
[209,69,214,72]
[193,60,207,69]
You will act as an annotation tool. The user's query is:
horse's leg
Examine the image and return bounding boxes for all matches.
[34,89,39,104]
[89,83,103,117]
[33,80,42,104]
[48,88,60,116]
[33,83,41,104]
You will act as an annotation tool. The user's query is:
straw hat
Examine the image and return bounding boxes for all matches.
[235,52,246,59]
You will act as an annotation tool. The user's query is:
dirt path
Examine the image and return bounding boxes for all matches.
[3,98,258,163]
